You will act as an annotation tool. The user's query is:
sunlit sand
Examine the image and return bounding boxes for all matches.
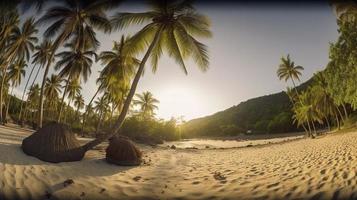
[1,125,356,200]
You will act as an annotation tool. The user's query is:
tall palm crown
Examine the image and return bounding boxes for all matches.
[133,91,159,117]
[8,59,27,87]
[27,84,40,103]
[0,11,19,50]
[98,36,139,85]
[44,74,62,100]
[6,18,38,61]
[74,93,85,110]
[32,40,53,66]
[66,78,81,103]
[55,46,96,82]
[111,0,211,73]
[37,0,112,51]
[94,95,109,114]
[277,54,304,84]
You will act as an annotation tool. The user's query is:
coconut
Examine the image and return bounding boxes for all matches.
[106,136,142,166]
[21,122,85,163]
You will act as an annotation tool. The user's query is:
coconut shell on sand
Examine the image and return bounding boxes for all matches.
[22,122,86,163]
[106,136,142,166]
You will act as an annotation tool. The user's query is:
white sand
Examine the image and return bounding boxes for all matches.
[1,125,357,200]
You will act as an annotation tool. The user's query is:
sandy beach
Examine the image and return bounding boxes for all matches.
[1,125,357,200]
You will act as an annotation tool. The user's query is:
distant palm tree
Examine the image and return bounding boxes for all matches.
[19,40,53,121]
[84,0,211,150]
[0,17,38,122]
[5,59,27,121]
[55,47,95,122]
[36,0,112,128]
[277,54,304,94]
[63,78,81,123]
[74,93,85,119]
[25,83,40,122]
[277,54,313,136]
[133,91,159,119]
[44,74,62,119]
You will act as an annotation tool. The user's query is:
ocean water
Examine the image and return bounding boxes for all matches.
[161,135,304,149]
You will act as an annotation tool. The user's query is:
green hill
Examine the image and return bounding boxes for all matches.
[181,80,312,138]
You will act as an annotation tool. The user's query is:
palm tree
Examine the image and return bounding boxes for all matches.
[54,47,95,122]
[83,0,211,150]
[74,93,85,119]
[25,84,40,124]
[277,54,304,94]
[133,91,159,119]
[277,54,313,136]
[94,95,109,133]
[19,40,53,121]
[36,0,112,128]
[5,59,26,122]
[0,17,38,122]
[63,78,81,123]
[44,74,62,120]
[81,36,139,132]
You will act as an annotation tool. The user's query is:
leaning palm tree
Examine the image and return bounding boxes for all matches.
[5,59,26,122]
[133,91,159,119]
[36,0,112,128]
[81,36,139,132]
[277,54,313,135]
[19,40,53,121]
[84,0,211,150]
[0,17,37,122]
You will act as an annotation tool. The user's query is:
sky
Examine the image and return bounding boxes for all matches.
[15,1,339,121]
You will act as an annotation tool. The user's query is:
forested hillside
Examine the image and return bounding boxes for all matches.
[181,80,311,138]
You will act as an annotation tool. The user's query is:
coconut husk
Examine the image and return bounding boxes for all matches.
[21,122,85,163]
[106,136,142,166]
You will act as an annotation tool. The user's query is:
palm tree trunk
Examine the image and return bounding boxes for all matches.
[311,120,316,136]
[83,26,164,151]
[324,116,330,131]
[57,77,70,123]
[4,86,14,123]
[306,120,312,137]
[0,54,16,123]
[18,64,37,121]
[63,100,71,124]
[334,110,340,130]
[96,111,103,133]
[342,104,348,120]
[22,64,42,123]
[81,85,101,134]
[336,106,344,123]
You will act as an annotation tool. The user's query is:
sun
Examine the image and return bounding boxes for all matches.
[155,85,202,121]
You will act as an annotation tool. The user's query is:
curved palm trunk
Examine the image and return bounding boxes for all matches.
[18,64,37,121]
[81,86,101,134]
[290,77,312,137]
[334,110,340,130]
[324,115,330,131]
[22,64,42,123]
[83,27,163,151]
[57,77,70,123]
[342,104,348,120]
[336,106,344,123]
[4,86,14,123]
